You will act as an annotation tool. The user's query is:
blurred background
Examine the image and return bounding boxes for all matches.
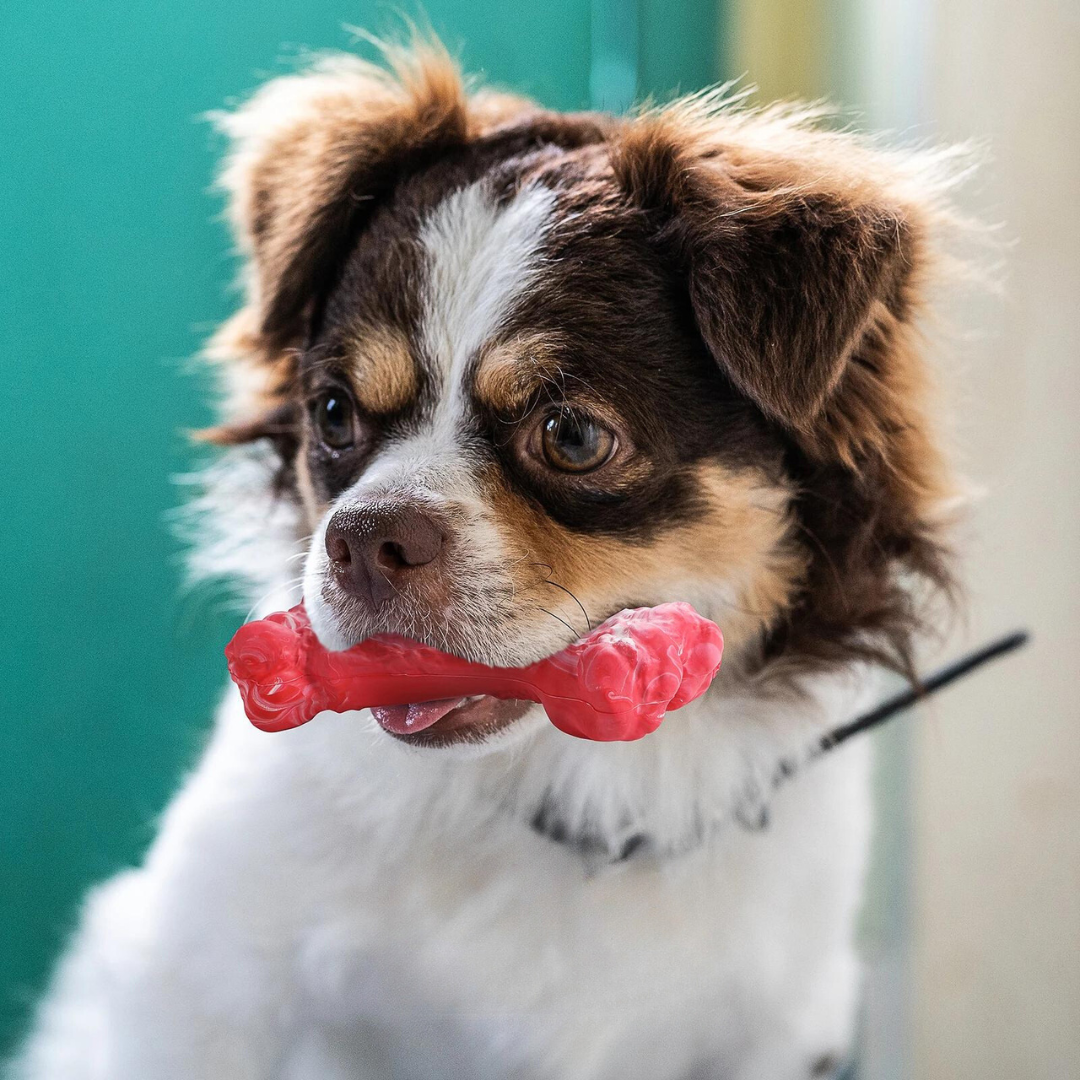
[1,1,1076,1076]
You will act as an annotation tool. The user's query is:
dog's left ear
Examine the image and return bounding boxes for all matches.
[614,107,918,433]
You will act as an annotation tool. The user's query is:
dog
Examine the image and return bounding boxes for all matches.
[11,39,968,1080]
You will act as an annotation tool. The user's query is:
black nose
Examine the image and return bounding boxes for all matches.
[324,503,446,607]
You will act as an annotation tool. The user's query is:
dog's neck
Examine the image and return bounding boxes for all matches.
[276,661,881,869]
[493,663,879,863]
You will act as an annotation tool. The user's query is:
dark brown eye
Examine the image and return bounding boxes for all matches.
[539,408,616,473]
[310,388,356,450]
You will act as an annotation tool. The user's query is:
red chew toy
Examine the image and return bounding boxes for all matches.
[225,603,723,742]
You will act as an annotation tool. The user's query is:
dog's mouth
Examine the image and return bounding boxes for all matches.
[371,695,534,747]
[365,603,647,747]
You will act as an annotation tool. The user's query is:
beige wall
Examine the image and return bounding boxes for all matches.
[730,0,1080,1075]
[915,2,1080,1076]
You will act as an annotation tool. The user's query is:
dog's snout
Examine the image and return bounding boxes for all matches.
[325,504,446,606]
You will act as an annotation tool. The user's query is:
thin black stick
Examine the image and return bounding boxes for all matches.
[816,629,1031,755]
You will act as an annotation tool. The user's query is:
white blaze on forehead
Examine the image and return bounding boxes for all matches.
[418,180,556,426]
[306,185,557,655]
[327,182,556,539]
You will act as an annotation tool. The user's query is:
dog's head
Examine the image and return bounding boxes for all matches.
[204,42,960,749]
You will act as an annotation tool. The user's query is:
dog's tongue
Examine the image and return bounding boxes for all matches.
[370,697,467,735]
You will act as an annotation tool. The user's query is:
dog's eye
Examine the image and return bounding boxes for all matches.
[310,388,356,450]
[539,409,617,473]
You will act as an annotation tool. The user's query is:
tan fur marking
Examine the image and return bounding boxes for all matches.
[482,463,805,660]
[344,323,418,414]
[474,335,569,413]
[294,431,324,530]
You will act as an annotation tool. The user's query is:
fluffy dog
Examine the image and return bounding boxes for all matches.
[12,40,968,1080]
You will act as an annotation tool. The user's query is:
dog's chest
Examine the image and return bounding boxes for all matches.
[288,740,872,1080]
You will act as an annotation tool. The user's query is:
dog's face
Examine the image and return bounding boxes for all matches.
[208,46,956,748]
[298,152,798,714]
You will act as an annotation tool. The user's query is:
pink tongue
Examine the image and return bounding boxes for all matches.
[370,697,467,735]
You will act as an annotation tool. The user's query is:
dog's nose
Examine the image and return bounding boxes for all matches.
[324,504,446,607]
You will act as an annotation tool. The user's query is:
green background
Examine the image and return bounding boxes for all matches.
[0,0,723,1056]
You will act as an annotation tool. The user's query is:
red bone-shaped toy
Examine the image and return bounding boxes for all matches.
[225,603,723,742]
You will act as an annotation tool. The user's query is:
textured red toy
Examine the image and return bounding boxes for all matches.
[225,602,723,742]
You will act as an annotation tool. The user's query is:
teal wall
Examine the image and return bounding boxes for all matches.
[0,0,723,1056]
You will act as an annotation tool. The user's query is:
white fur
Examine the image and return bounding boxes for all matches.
[418,180,555,436]
[11,674,875,1080]
[10,182,878,1080]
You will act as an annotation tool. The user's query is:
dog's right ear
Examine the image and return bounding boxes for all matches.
[216,42,475,353]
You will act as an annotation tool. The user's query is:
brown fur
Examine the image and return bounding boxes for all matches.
[205,39,968,683]
[609,96,963,676]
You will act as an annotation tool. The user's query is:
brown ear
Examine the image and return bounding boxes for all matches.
[613,104,915,433]
[685,191,908,432]
[216,43,477,351]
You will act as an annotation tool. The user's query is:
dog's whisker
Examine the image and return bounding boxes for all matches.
[535,605,580,640]
[539,579,592,633]
[244,576,306,622]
